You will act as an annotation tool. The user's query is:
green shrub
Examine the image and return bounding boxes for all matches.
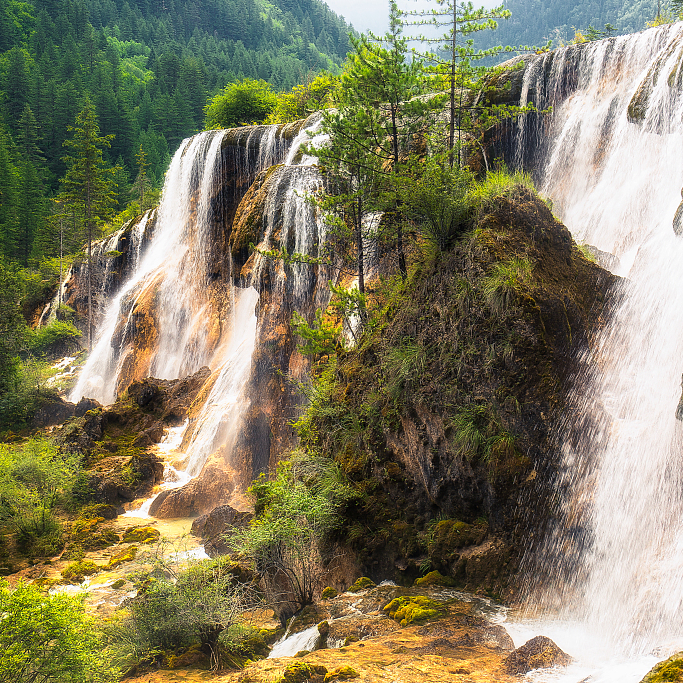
[0,580,116,683]
[25,320,81,356]
[204,78,277,129]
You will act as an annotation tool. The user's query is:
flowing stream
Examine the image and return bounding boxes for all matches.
[509,23,683,680]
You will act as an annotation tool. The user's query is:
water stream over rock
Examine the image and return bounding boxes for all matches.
[509,22,683,679]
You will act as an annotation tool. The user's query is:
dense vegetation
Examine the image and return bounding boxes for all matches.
[0,0,353,266]
[478,0,660,49]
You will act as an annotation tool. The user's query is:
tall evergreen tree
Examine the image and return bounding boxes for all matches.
[60,98,115,349]
[404,0,511,165]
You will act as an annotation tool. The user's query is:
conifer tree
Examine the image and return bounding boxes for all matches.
[132,144,153,212]
[404,0,511,165]
[60,98,116,350]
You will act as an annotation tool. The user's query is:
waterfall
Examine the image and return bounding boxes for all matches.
[515,23,683,665]
[70,118,329,502]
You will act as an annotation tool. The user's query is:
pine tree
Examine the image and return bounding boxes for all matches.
[132,144,153,212]
[60,98,116,350]
[404,0,511,165]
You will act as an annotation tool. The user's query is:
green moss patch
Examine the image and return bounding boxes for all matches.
[347,576,376,593]
[384,596,444,626]
[121,526,160,544]
[414,570,457,587]
[61,559,101,583]
[321,586,338,599]
[324,666,360,682]
[642,654,683,683]
[277,662,328,683]
[107,545,138,568]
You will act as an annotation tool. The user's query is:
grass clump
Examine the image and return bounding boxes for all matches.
[383,595,444,626]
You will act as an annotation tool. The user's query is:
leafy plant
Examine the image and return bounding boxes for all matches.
[0,580,116,683]
[228,451,354,623]
[204,78,278,129]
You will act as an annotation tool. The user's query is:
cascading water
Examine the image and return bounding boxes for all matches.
[72,116,330,511]
[508,23,683,679]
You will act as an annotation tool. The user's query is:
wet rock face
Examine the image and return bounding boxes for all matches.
[503,635,572,674]
[55,368,211,507]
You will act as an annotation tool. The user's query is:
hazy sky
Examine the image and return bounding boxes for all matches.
[323,0,502,36]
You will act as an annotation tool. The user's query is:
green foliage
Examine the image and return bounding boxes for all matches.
[0,579,115,683]
[401,160,475,251]
[291,309,340,360]
[61,559,101,583]
[204,78,278,129]
[266,72,339,124]
[450,403,518,463]
[229,451,354,621]
[468,168,535,213]
[108,556,257,670]
[481,256,533,313]
[25,319,81,356]
[0,437,82,555]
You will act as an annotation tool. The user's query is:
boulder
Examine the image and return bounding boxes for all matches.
[191,504,253,555]
[503,635,571,674]
[32,395,76,428]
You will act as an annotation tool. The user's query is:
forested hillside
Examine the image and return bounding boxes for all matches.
[481,0,659,48]
[0,0,352,264]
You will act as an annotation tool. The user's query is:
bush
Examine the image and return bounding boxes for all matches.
[228,452,354,623]
[25,319,81,356]
[0,580,115,683]
[0,437,82,555]
[109,557,259,670]
[204,78,277,129]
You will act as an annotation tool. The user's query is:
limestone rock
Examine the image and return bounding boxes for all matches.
[191,504,253,555]
[503,635,571,674]
[32,395,76,428]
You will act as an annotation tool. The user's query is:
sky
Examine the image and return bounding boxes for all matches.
[322,0,503,36]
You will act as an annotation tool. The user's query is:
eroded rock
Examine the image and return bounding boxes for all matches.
[503,635,571,674]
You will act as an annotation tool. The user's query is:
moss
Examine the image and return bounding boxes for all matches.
[428,519,488,567]
[277,662,328,683]
[61,559,101,583]
[121,526,160,544]
[111,578,126,589]
[383,596,444,626]
[347,576,376,593]
[414,570,457,587]
[107,545,138,568]
[321,587,338,599]
[323,666,360,682]
[61,516,120,559]
[642,654,683,682]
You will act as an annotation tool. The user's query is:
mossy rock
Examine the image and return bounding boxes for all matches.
[324,666,360,682]
[61,559,101,583]
[108,545,138,568]
[641,653,683,683]
[383,595,444,626]
[78,503,118,520]
[121,526,160,544]
[324,665,360,683]
[62,516,119,558]
[414,570,457,587]
[428,519,488,567]
[347,576,376,593]
[111,578,126,589]
[289,603,327,632]
[277,662,328,683]
[321,587,338,599]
